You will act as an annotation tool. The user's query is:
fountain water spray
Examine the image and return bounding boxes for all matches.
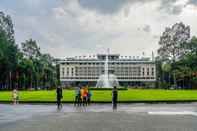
[96,49,119,88]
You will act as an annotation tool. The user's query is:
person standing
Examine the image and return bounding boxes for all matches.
[12,88,19,105]
[56,86,63,109]
[87,88,92,105]
[83,86,88,106]
[112,86,118,110]
[74,86,81,106]
[80,87,84,106]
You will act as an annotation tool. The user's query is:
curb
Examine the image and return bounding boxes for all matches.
[1,100,197,104]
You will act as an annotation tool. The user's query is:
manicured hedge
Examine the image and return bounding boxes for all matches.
[88,87,128,90]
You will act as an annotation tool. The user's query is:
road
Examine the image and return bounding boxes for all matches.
[0,103,197,131]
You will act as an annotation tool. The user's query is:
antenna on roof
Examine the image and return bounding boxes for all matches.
[142,52,145,57]
[107,48,110,55]
[152,51,155,61]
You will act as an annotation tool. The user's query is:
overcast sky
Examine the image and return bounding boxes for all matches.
[0,0,197,58]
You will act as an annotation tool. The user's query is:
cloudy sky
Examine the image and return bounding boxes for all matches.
[0,0,197,58]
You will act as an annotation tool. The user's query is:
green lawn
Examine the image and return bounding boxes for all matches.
[1,89,197,102]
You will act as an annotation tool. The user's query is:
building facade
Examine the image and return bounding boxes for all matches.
[59,54,156,87]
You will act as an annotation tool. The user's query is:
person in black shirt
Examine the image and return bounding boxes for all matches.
[56,86,63,109]
[112,86,118,110]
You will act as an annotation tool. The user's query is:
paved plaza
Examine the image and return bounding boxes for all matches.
[0,103,197,131]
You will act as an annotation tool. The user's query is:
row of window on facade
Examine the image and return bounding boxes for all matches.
[62,62,154,65]
[61,67,154,71]
[61,68,154,77]
[142,67,154,76]
[62,70,142,76]
[61,77,155,80]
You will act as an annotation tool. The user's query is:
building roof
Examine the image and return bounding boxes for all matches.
[56,54,155,64]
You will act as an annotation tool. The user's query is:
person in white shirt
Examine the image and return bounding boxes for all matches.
[12,88,19,104]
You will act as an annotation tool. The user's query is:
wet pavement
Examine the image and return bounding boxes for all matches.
[1,103,197,131]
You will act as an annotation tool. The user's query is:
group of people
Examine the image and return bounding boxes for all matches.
[56,85,92,108]
[56,86,118,109]
[11,85,118,110]
[74,86,92,106]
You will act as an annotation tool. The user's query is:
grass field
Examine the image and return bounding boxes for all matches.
[1,89,197,102]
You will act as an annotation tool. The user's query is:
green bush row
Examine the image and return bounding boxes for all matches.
[88,87,128,90]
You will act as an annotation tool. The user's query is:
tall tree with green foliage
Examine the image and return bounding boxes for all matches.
[181,36,197,88]
[0,11,18,89]
[158,22,190,61]
[0,11,58,90]
[20,39,57,89]
[186,36,197,55]
[21,39,41,59]
[158,22,190,87]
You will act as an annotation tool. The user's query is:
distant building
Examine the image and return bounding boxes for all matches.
[58,54,156,87]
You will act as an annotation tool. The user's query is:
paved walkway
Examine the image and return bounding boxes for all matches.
[1,103,197,131]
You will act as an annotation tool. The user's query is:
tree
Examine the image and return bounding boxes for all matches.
[20,39,58,89]
[186,36,197,55]
[158,22,190,86]
[158,22,190,61]
[0,12,15,43]
[21,39,41,89]
[0,11,18,89]
[21,39,41,59]
[179,37,197,88]
[162,62,171,72]
[0,11,58,90]
[162,62,171,85]
[39,53,57,89]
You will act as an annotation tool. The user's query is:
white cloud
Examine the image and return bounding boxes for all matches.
[1,0,197,58]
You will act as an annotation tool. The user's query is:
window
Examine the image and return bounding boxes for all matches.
[147,68,149,75]
[152,68,154,76]
[62,67,65,76]
[67,68,69,76]
[142,68,145,76]
[71,68,74,76]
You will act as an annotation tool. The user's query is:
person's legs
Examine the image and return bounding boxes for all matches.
[114,102,117,109]
[78,97,81,106]
[86,96,88,106]
[76,95,81,106]
[13,98,16,105]
[87,97,90,105]
[57,98,61,109]
[85,96,88,106]
[89,97,91,105]
[16,96,19,104]
[82,97,84,106]
[84,97,87,106]
[115,98,117,109]
[60,98,62,109]
[77,95,81,106]
[112,98,117,110]
[74,96,77,106]
[83,97,86,106]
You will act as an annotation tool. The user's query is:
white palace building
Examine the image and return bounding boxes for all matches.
[58,54,156,88]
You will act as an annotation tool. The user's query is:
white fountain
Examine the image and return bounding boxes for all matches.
[96,49,119,88]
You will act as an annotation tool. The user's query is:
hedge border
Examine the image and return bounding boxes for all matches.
[1,100,197,104]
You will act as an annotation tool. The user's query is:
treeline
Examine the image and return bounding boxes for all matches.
[157,22,197,89]
[0,11,58,90]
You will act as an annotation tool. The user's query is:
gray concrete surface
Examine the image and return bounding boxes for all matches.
[0,103,197,131]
